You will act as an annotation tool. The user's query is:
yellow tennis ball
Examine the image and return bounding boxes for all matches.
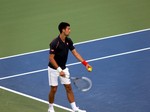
[88,67,92,72]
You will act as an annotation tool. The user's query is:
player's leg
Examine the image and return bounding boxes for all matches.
[49,86,58,103]
[48,86,57,112]
[64,84,77,111]
[64,84,86,112]
[48,67,59,112]
[64,84,75,103]
[61,68,86,112]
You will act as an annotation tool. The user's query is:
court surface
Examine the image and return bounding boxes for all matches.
[0,29,150,112]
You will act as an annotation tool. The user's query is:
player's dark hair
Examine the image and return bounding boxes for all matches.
[58,22,70,33]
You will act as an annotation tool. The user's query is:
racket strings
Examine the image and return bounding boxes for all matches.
[74,78,91,91]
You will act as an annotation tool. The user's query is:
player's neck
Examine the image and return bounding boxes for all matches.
[59,34,66,42]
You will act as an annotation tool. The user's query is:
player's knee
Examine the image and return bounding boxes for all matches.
[64,84,73,93]
[50,86,57,93]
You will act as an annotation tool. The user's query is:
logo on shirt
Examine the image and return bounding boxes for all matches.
[51,49,54,52]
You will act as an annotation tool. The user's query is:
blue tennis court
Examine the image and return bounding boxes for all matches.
[0,29,150,112]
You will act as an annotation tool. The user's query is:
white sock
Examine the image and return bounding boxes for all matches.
[49,103,54,110]
[70,102,78,111]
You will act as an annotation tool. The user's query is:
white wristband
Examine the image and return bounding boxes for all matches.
[57,67,62,73]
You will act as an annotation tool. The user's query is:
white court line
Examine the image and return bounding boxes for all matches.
[0,28,149,60]
[0,86,73,112]
[1,47,150,81]
[0,69,47,80]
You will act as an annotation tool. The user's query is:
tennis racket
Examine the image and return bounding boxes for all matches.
[70,77,92,92]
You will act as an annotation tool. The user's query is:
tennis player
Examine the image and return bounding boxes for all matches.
[48,22,92,112]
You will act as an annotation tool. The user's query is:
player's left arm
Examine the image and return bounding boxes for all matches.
[71,49,92,72]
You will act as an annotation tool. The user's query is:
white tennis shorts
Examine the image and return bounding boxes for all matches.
[48,67,71,86]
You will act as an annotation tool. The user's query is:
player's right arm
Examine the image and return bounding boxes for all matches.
[49,54,58,69]
[49,54,65,77]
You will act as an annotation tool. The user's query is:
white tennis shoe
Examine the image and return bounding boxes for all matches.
[73,107,86,112]
[48,108,55,112]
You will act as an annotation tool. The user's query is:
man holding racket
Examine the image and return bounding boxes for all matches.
[48,22,92,112]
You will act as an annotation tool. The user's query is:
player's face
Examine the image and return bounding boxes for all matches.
[63,26,71,36]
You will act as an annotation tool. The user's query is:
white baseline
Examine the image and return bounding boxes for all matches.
[0,86,73,112]
[0,28,149,60]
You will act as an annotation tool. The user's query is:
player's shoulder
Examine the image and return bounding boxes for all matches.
[50,37,59,46]
[66,37,73,43]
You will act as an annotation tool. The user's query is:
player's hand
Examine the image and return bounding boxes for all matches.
[59,71,65,77]
[86,64,92,72]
